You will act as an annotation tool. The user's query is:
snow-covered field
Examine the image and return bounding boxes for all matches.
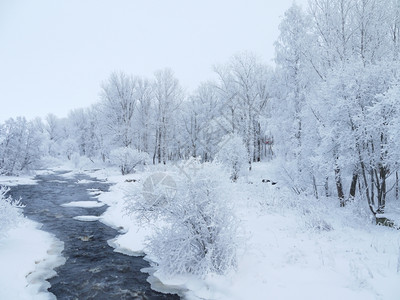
[89,162,400,300]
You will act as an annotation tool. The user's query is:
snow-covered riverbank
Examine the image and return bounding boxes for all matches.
[3,162,398,300]
[0,174,65,300]
[0,219,64,300]
[89,162,400,300]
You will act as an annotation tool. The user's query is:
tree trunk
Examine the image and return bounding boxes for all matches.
[312,175,318,199]
[360,160,375,215]
[377,166,387,214]
[349,172,358,200]
[153,129,158,165]
[335,167,345,206]
[370,168,375,206]
[325,177,330,197]
[157,127,162,164]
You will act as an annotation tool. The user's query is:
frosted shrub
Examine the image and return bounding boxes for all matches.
[303,212,333,232]
[0,186,23,238]
[215,134,247,181]
[127,160,238,277]
[109,147,150,175]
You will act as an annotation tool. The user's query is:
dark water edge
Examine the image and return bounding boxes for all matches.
[9,171,179,300]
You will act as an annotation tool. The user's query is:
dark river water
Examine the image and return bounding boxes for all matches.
[9,171,179,300]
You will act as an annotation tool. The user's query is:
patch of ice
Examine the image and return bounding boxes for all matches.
[144,267,188,297]
[107,237,144,257]
[73,215,101,222]
[88,191,102,197]
[77,179,96,184]
[57,171,77,179]
[35,170,55,176]
[48,180,67,183]
[61,201,105,208]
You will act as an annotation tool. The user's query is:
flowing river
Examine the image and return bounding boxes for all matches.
[10,171,179,300]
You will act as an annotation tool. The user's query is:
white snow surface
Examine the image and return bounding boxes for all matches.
[0,219,65,300]
[61,201,105,208]
[97,171,152,257]
[73,215,101,222]
[76,179,97,184]
[0,175,37,186]
[87,163,400,299]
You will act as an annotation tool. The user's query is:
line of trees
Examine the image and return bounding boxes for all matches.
[0,58,272,174]
[272,0,400,215]
[1,0,400,216]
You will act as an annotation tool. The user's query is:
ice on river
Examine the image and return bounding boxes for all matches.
[73,215,101,222]
[61,201,105,208]
[77,179,96,184]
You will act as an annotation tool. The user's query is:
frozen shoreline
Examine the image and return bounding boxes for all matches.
[0,218,65,300]
[91,168,190,298]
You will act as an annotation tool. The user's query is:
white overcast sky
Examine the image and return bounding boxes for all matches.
[0,0,307,122]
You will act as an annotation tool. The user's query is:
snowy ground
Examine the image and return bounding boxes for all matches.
[0,175,38,186]
[88,161,400,300]
[0,219,65,300]
[1,161,399,300]
[0,173,65,300]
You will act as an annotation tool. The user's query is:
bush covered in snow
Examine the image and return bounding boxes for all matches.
[126,159,238,277]
[215,134,247,181]
[109,147,150,175]
[0,186,24,238]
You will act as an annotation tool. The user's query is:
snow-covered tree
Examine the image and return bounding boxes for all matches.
[44,113,66,156]
[152,68,183,164]
[214,53,271,167]
[109,147,150,175]
[0,117,44,175]
[215,134,248,181]
[67,108,98,159]
[133,76,154,153]
[269,0,400,213]
[61,138,79,161]
[183,82,228,161]
[272,2,315,160]
[100,72,137,148]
